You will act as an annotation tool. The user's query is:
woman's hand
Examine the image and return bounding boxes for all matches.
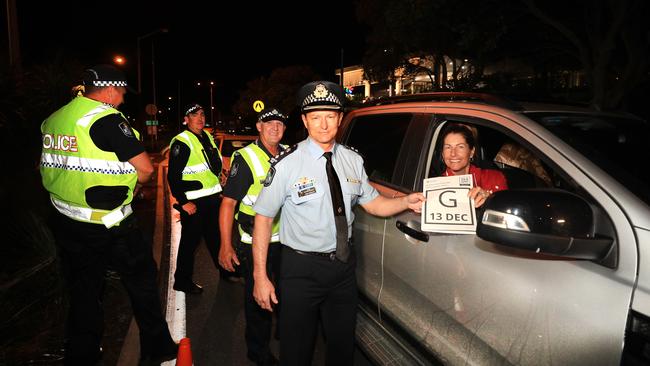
[468,187,491,208]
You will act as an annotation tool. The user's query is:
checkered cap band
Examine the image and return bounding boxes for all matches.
[185,104,203,115]
[258,108,287,122]
[92,80,128,87]
[301,91,341,108]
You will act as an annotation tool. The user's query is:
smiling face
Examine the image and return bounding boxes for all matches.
[184,108,205,134]
[442,132,475,175]
[257,119,286,148]
[301,110,343,151]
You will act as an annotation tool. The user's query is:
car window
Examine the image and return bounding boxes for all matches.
[525,112,650,206]
[220,139,253,157]
[427,120,561,191]
[345,113,412,185]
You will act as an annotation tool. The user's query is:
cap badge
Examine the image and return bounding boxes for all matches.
[313,84,329,98]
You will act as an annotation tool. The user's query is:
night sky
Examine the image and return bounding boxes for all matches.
[15,0,366,115]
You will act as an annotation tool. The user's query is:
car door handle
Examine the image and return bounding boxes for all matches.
[396,220,429,242]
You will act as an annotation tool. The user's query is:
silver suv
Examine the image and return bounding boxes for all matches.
[340,93,650,365]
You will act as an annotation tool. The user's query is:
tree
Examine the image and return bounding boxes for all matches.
[357,0,510,90]
[522,0,650,110]
[232,65,320,122]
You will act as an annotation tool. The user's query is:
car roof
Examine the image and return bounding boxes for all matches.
[351,92,642,121]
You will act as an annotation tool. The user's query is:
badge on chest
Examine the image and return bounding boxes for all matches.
[294,177,317,197]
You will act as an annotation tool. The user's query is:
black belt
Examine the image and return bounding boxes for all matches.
[291,248,337,261]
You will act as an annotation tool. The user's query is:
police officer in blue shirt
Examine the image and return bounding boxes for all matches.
[251,81,426,366]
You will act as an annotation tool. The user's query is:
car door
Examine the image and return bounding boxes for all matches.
[380,107,637,365]
[343,111,419,304]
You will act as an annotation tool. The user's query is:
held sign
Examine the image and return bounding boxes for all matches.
[421,174,477,234]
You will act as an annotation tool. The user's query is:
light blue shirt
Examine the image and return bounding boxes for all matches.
[254,137,379,252]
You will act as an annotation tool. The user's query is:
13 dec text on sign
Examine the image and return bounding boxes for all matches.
[421,174,477,234]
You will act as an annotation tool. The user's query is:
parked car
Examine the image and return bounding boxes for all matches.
[213,132,257,183]
[339,93,650,365]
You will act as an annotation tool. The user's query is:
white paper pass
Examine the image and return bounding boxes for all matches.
[421,174,477,234]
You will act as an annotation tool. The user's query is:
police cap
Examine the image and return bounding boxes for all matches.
[257,107,287,123]
[184,103,204,116]
[82,64,129,89]
[297,81,345,113]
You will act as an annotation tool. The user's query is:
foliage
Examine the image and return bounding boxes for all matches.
[0,55,81,279]
[357,0,649,110]
[1,53,83,171]
[357,0,511,89]
[232,65,321,123]
[522,0,650,110]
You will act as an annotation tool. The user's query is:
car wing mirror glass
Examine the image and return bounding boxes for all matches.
[476,189,615,267]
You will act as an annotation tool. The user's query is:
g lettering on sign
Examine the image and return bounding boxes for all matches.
[439,190,457,208]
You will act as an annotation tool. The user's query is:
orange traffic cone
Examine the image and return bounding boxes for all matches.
[175,337,193,366]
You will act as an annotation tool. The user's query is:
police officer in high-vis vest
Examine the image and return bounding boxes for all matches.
[252,81,426,366]
[40,65,177,365]
[219,107,287,366]
[168,103,227,294]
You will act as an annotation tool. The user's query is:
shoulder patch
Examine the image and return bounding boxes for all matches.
[269,143,298,167]
[263,166,276,187]
[229,162,239,177]
[118,122,134,138]
[171,144,181,157]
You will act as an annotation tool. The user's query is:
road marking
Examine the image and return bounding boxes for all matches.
[162,164,186,365]
[165,207,186,341]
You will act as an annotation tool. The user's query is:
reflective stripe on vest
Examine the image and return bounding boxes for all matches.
[236,144,272,216]
[40,152,136,175]
[235,143,284,241]
[185,184,222,200]
[76,104,114,127]
[40,97,139,226]
[241,146,265,176]
[171,130,222,200]
[239,228,280,244]
[51,196,133,228]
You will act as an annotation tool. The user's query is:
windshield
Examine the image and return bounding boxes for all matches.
[525,112,650,206]
[220,139,253,157]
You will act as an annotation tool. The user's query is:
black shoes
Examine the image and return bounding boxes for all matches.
[139,338,178,366]
[173,281,203,294]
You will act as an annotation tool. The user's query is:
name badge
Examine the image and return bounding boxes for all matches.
[291,177,323,204]
[294,177,317,197]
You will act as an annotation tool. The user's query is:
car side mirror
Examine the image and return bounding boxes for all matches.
[476,189,615,264]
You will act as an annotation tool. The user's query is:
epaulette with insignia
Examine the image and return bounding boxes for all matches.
[339,144,364,159]
[269,143,298,167]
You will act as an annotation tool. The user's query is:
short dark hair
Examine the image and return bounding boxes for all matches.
[82,84,100,95]
[441,123,475,149]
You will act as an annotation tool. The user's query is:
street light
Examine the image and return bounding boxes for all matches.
[196,81,216,125]
[113,55,126,66]
[136,28,168,107]
[209,81,215,124]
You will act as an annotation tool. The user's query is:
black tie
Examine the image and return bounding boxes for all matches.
[323,152,349,262]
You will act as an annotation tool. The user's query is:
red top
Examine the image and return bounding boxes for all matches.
[444,164,508,194]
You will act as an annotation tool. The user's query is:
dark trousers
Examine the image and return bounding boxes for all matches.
[279,246,357,366]
[174,194,227,285]
[52,212,174,365]
[241,241,282,362]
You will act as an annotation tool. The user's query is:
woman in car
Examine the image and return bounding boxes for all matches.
[439,123,508,208]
